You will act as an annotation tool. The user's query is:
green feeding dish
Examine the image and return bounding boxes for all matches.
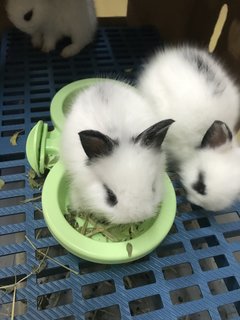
[42,161,176,264]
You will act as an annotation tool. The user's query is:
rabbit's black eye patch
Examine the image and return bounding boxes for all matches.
[24,10,33,21]
[103,184,118,207]
[192,171,206,195]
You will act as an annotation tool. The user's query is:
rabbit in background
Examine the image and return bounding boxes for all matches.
[6,0,97,58]
[138,45,240,211]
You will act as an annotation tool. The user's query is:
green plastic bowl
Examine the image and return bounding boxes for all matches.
[42,161,176,264]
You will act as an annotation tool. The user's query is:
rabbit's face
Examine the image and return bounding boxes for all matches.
[180,121,240,211]
[181,149,240,211]
[78,119,174,224]
[89,145,165,224]
[6,0,45,34]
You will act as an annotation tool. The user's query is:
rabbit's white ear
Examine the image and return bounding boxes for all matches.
[201,120,232,149]
[78,130,117,159]
[134,119,174,149]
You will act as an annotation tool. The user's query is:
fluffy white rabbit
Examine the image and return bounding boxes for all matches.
[138,46,240,211]
[60,80,174,224]
[6,0,97,58]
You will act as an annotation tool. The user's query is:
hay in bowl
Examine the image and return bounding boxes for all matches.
[42,161,176,264]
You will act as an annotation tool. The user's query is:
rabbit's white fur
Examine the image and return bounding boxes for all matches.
[138,46,240,211]
[61,80,172,224]
[6,0,97,58]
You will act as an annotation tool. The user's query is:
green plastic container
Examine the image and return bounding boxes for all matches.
[42,161,176,264]
[26,78,177,264]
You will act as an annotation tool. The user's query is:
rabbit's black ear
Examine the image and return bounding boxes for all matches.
[201,120,232,149]
[78,130,117,159]
[134,119,174,149]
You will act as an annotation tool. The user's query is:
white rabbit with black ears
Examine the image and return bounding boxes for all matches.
[6,0,97,58]
[138,45,240,211]
[61,80,174,224]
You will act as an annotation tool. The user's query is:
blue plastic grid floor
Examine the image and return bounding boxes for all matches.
[0,27,240,320]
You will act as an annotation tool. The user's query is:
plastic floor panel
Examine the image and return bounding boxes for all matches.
[0,27,240,320]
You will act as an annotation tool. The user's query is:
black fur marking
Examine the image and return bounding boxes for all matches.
[196,56,211,74]
[184,50,225,95]
[192,171,206,195]
[24,10,33,21]
[104,184,118,206]
[184,51,214,80]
